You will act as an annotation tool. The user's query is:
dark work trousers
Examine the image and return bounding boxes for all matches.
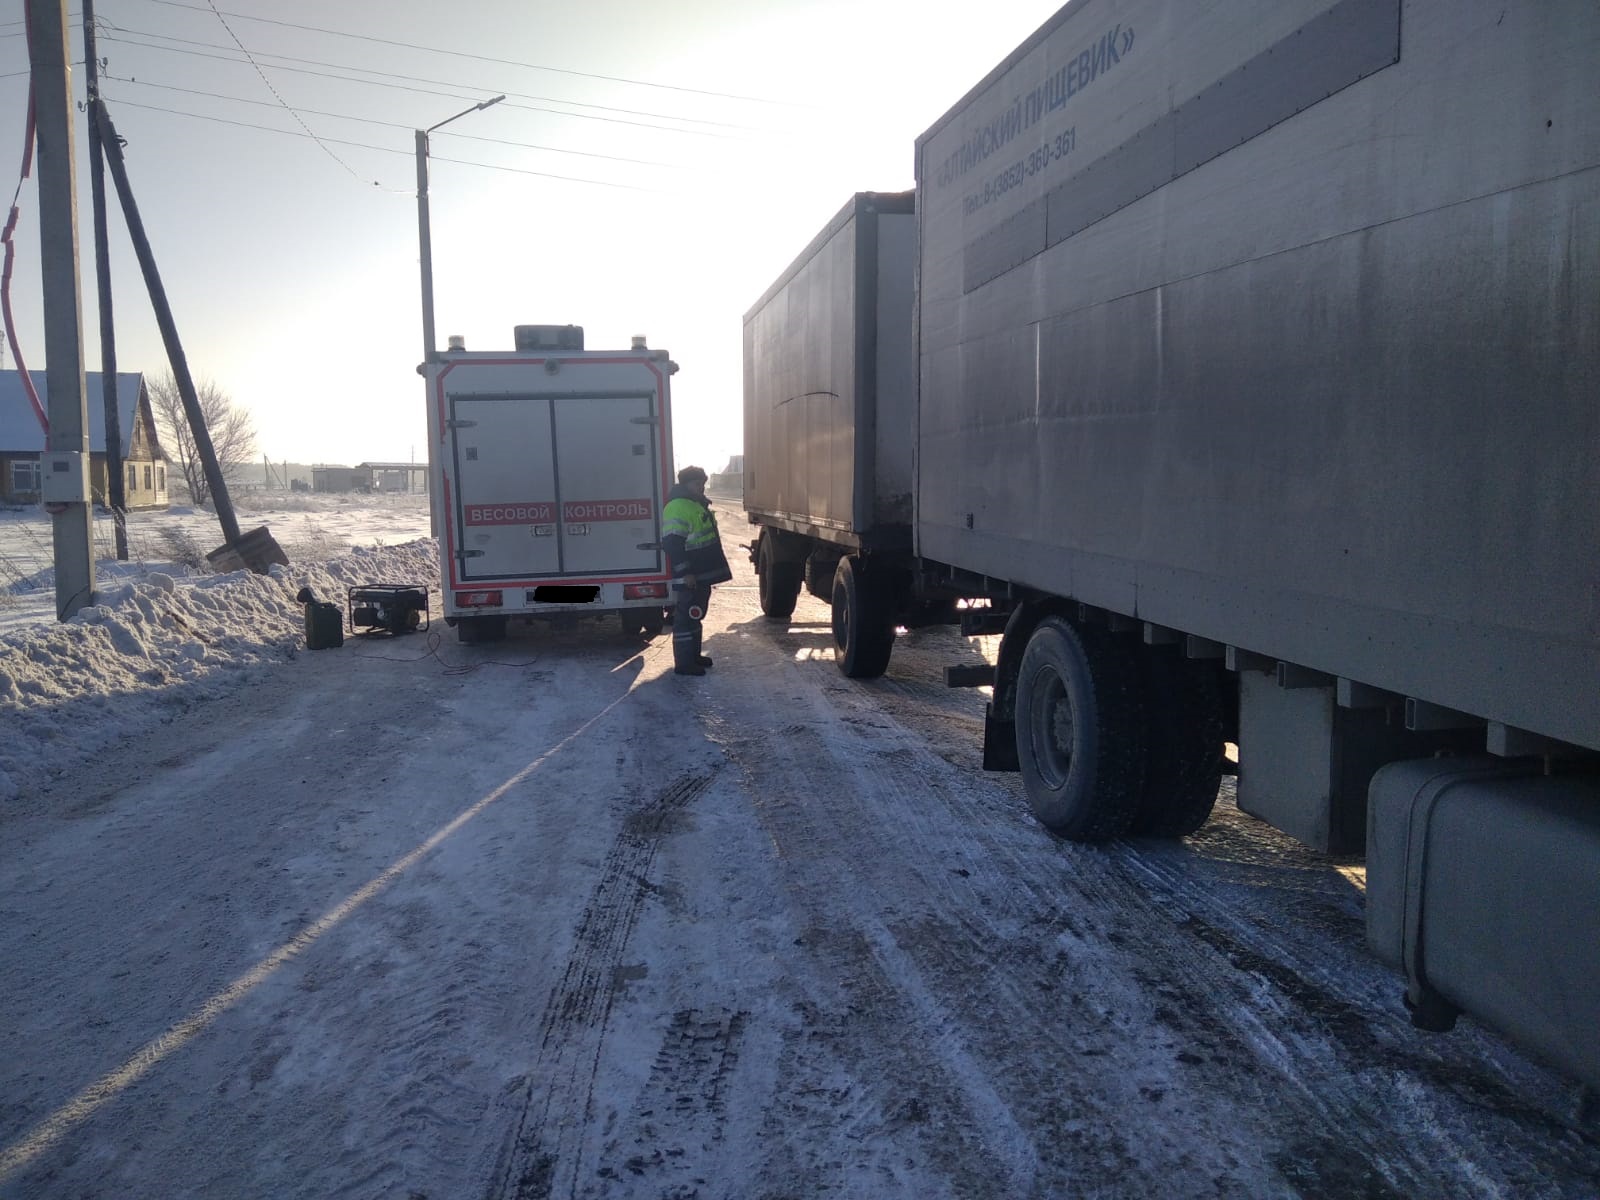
[671,581,712,669]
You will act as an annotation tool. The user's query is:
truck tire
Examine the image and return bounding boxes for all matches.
[832,555,896,678]
[1014,617,1145,841]
[758,531,803,620]
[619,610,645,637]
[1130,648,1225,838]
[641,607,665,636]
[457,614,507,645]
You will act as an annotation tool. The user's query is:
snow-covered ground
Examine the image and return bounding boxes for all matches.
[0,492,434,802]
[2,495,1597,1198]
[0,491,433,633]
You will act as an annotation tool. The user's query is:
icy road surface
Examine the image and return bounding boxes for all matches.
[2,503,1597,1198]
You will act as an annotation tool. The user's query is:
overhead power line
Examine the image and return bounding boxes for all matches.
[94,29,756,137]
[199,0,363,181]
[99,96,677,193]
[133,0,802,107]
[101,74,690,169]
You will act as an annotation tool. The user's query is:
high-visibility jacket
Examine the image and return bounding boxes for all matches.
[661,488,730,584]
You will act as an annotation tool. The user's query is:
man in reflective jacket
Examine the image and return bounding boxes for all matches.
[660,465,730,676]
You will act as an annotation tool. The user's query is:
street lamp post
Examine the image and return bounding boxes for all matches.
[415,95,505,365]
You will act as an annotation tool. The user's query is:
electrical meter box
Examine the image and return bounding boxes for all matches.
[39,450,89,504]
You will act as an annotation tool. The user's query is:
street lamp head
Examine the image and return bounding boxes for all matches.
[427,94,507,134]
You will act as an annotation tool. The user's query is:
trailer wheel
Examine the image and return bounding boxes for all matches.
[457,615,507,645]
[1014,617,1144,841]
[1130,648,1226,837]
[832,555,896,678]
[758,532,804,620]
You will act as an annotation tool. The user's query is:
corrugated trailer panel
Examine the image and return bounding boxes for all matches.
[873,211,917,527]
[742,205,856,532]
[744,192,915,539]
[913,0,1600,749]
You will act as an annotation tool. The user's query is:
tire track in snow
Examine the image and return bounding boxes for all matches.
[705,618,1600,1197]
[699,668,1061,1196]
[486,770,718,1200]
[1114,815,1600,1195]
[590,1006,748,1195]
[704,700,1265,1196]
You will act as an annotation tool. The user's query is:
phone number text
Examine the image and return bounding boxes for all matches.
[962,127,1077,217]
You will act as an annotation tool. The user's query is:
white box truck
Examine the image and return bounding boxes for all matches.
[425,324,678,643]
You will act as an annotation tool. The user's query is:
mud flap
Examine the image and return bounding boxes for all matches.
[982,703,1019,772]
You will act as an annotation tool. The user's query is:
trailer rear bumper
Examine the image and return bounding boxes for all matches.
[447,579,669,621]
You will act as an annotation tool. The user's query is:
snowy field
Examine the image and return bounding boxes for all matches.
[0,491,433,634]
[0,492,435,802]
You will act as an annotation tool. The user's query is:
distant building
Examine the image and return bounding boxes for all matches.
[311,462,428,494]
[708,454,744,494]
[359,462,428,494]
[0,370,170,508]
[311,465,366,493]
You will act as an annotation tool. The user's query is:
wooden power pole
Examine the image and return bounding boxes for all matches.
[83,0,127,559]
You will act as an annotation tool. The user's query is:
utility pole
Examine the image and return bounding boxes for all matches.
[415,95,505,365]
[83,0,127,559]
[27,0,95,619]
[415,128,435,369]
[95,104,241,548]
[415,95,502,540]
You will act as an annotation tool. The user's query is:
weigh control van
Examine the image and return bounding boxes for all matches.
[425,324,678,643]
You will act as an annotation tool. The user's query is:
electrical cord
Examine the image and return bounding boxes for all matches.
[339,622,669,677]
[341,624,546,675]
[1,2,46,431]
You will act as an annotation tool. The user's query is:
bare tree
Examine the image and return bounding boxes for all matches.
[148,371,258,507]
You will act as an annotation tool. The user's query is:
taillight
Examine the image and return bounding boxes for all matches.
[624,583,668,600]
[455,590,503,608]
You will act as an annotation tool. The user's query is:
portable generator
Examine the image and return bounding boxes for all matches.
[347,583,430,636]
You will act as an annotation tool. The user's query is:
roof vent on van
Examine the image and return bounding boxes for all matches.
[514,324,584,351]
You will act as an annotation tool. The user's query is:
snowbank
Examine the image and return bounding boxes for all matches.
[0,539,439,804]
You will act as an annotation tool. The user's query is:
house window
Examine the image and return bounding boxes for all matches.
[144,465,153,490]
[157,465,165,491]
[11,458,41,493]
[127,464,138,492]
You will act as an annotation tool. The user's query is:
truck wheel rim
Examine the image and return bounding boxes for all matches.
[1029,668,1074,787]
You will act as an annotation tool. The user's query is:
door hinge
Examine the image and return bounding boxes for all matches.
[636,542,662,551]
[446,418,477,430]
[455,548,485,559]
[629,415,660,426]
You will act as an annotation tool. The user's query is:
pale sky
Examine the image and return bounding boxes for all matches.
[3,0,1064,471]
